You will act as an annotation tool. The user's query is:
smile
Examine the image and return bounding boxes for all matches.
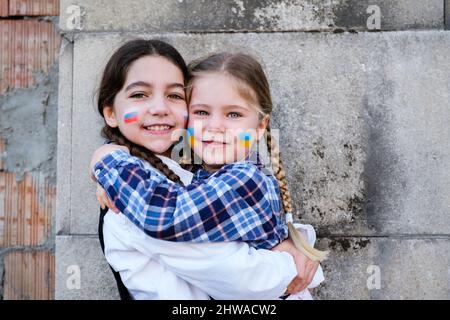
[142,124,174,134]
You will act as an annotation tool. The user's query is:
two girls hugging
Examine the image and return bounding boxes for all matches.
[89,39,329,300]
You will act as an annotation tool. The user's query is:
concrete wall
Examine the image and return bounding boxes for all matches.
[56,0,450,299]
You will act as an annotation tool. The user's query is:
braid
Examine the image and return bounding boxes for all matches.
[266,125,328,262]
[266,126,294,215]
[102,126,182,184]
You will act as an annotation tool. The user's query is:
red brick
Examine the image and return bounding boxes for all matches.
[0,0,8,17]
[8,0,59,16]
[0,20,61,93]
[3,250,55,299]
[0,172,55,247]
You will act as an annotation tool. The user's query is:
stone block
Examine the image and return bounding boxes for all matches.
[55,235,119,299]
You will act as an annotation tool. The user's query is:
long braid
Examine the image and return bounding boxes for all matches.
[266,126,328,262]
[102,126,183,184]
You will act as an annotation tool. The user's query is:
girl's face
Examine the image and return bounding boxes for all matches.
[188,72,269,170]
[103,56,187,157]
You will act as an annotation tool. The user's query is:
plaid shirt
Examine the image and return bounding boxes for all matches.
[93,149,288,250]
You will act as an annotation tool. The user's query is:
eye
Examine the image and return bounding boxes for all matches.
[168,93,185,100]
[228,112,242,118]
[193,110,209,116]
[129,92,147,99]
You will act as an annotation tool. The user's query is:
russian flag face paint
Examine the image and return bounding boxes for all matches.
[239,132,252,148]
[123,110,139,124]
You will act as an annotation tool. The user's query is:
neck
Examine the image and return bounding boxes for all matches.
[160,148,173,159]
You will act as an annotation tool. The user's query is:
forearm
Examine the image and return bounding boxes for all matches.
[90,144,129,180]
[172,249,296,300]
[93,150,286,248]
[132,238,297,299]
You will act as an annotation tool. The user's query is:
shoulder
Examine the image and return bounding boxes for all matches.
[214,161,273,183]
[208,162,279,198]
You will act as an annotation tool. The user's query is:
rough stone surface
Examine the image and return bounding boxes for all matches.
[55,236,119,300]
[59,0,444,33]
[315,238,450,300]
[446,0,450,30]
[55,39,73,236]
[0,66,59,183]
[331,0,444,30]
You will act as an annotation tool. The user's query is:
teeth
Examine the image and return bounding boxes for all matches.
[145,125,171,131]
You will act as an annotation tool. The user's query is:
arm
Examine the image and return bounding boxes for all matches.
[125,224,297,300]
[107,209,321,299]
[92,149,287,250]
[102,211,210,300]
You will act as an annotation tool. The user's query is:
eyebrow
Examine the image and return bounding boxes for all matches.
[125,81,185,92]
[189,103,210,109]
[224,104,249,111]
[190,104,249,110]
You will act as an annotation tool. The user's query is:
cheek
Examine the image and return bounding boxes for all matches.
[171,104,188,126]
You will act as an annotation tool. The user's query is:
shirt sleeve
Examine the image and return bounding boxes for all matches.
[93,149,288,250]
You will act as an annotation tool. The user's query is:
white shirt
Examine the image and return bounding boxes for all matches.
[103,155,323,299]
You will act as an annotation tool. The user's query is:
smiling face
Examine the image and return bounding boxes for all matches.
[188,72,269,170]
[103,55,188,157]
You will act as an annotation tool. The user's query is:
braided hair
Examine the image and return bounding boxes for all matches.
[266,126,328,261]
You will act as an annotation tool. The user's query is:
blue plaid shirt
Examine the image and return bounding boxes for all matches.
[93,149,288,249]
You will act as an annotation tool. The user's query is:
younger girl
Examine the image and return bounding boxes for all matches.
[91,40,326,299]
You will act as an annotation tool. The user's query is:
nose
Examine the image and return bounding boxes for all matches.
[147,95,170,117]
[205,114,225,133]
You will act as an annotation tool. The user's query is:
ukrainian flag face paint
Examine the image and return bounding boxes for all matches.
[187,127,195,147]
[239,132,252,148]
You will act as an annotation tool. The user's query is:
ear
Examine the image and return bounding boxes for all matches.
[103,106,119,128]
[256,115,270,141]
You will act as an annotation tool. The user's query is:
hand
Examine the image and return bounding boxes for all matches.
[272,238,319,294]
[89,144,130,182]
[96,184,119,214]
[287,248,319,293]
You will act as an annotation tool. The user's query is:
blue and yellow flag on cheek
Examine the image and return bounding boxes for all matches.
[239,132,252,148]
[187,127,195,147]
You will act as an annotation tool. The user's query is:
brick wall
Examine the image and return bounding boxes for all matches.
[0,0,60,300]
